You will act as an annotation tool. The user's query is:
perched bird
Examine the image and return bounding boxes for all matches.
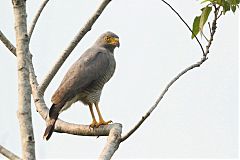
[43,31,120,140]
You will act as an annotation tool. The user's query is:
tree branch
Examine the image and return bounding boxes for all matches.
[38,0,112,95]
[12,0,35,159]
[0,145,21,160]
[28,0,50,40]
[204,4,219,56]
[121,57,207,142]
[99,124,122,160]
[121,2,220,143]
[0,30,16,56]
[160,0,205,55]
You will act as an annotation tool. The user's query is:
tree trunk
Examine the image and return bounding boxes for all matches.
[12,0,35,159]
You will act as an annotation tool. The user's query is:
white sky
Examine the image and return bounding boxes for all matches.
[0,0,238,159]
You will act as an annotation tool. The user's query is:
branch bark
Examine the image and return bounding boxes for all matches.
[0,145,21,160]
[38,0,112,95]
[12,0,35,159]
[0,30,16,56]
[99,124,122,160]
[28,0,50,40]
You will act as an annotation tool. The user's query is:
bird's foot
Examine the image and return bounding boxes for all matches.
[96,119,112,127]
[89,120,98,128]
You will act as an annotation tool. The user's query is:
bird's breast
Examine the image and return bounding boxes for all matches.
[81,55,116,103]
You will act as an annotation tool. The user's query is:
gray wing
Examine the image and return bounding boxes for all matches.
[51,47,110,104]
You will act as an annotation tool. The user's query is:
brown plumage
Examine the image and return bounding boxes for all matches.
[43,31,120,140]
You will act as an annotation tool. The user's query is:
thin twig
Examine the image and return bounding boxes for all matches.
[38,0,111,95]
[28,0,50,40]
[208,22,212,34]
[0,30,16,56]
[0,145,21,160]
[200,31,210,42]
[160,0,205,55]
[217,10,223,19]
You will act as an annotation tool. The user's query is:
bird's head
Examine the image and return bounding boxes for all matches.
[95,31,120,51]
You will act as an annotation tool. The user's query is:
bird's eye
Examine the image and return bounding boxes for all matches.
[104,36,111,42]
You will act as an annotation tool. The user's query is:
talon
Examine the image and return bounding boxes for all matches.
[96,120,112,127]
[89,120,98,128]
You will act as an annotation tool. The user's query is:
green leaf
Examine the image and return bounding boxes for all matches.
[216,0,224,5]
[191,16,201,39]
[223,1,231,14]
[201,0,212,4]
[231,4,237,12]
[199,6,212,32]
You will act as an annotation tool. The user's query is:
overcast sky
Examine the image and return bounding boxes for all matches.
[0,0,238,159]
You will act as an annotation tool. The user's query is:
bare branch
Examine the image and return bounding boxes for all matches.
[28,52,49,119]
[0,145,21,160]
[121,2,220,142]
[38,0,112,95]
[99,124,122,160]
[55,122,122,137]
[0,30,16,56]
[160,0,205,55]
[121,57,207,142]
[28,0,50,40]
[12,0,35,159]
[217,11,223,19]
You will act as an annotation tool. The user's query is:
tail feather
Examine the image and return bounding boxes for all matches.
[43,119,56,140]
[43,103,62,140]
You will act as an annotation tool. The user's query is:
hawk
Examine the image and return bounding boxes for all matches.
[43,31,120,140]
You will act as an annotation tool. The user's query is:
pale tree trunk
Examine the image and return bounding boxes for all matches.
[12,0,35,159]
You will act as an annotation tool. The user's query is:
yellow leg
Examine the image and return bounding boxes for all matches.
[94,102,112,127]
[88,103,97,128]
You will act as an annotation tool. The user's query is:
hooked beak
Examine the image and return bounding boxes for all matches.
[112,37,120,47]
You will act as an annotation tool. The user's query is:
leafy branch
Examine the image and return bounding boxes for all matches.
[192,0,239,39]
